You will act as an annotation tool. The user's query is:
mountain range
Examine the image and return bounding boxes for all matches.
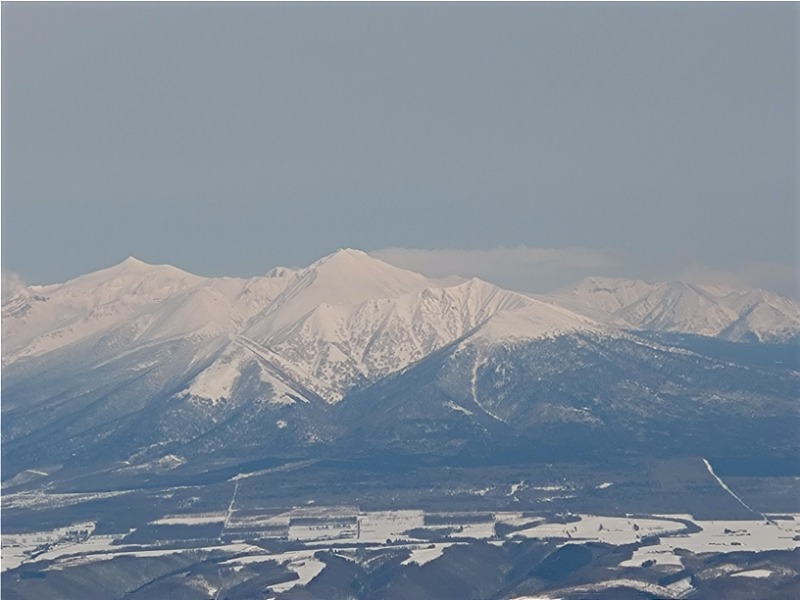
[3,249,799,480]
[544,276,800,343]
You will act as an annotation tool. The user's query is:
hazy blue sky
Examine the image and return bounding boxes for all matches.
[3,2,798,294]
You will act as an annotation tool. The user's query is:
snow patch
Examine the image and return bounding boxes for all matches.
[445,400,473,415]
[402,543,452,566]
[731,568,773,578]
[151,513,227,526]
[268,553,326,592]
[514,514,687,545]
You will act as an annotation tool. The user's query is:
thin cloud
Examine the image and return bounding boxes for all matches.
[372,246,618,293]
[372,247,798,297]
[676,262,799,298]
[2,271,28,303]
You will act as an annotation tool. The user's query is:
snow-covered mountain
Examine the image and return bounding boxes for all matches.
[4,253,797,411]
[3,250,798,478]
[542,277,800,343]
[252,276,602,400]
[2,250,600,406]
[1,257,292,366]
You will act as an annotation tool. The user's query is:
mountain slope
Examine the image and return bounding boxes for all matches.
[1,258,299,366]
[260,277,598,399]
[544,277,800,342]
[243,249,434,337]
[2,258,205,364]
[338,329,800,461]
[164,252,601,404]
[2,251,798,481]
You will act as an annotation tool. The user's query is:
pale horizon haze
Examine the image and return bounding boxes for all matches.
[2,3,798,296]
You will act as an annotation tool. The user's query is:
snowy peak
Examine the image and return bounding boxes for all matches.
[1,259,211,363]
[719,293,800,342]
[468,294,602,344]
[117,256,150,269]
[546,277,800,342]
[311,247,370,264]
[302,248,431,298]
[55,257,206,304]
[243,249,434,338]
[5,250,797,412]
[558,277,660,314]
[260,276,601,399]
[613,282,736,337]
[81,256,196,282]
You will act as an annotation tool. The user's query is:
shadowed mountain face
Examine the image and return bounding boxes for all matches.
[2,250,799,480]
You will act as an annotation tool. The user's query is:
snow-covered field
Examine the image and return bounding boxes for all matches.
[5,509,799,580]
[357,510,425,543]
[220,548,328,593]
[2,490,131,511]
[620,515,800,568]
[151,512,227,526]
[731,568,774,578]
[513,514,687,545]
[401,542,455,566]
[268,553,327,593]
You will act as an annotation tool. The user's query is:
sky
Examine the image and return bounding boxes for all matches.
[2,2,798,295]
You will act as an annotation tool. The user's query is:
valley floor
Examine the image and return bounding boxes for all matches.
[2,457,799,599]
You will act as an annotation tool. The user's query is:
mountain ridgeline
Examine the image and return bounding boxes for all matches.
[3,250,799,481]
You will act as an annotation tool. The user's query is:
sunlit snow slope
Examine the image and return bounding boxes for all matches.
[542,277,800,342]
[3,249,799,475]
[3,250,599,405]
